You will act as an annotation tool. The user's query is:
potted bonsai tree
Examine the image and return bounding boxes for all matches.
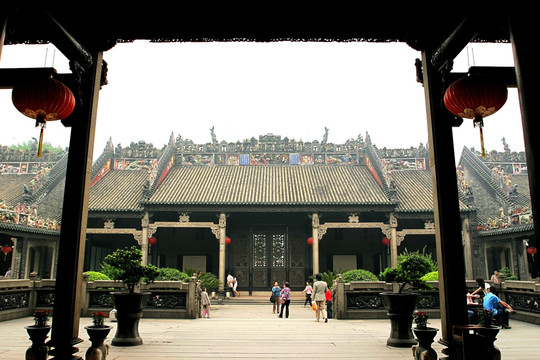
[102,246,159,346]
[379,249,435,347]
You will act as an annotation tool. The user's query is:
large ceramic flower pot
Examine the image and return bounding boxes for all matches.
[110,291,150,346]
[412,327,438,359]
[25,325,51,360]
[85,325,112,359]
[380,292,420,347]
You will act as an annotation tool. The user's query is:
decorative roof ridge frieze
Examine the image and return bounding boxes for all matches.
[143,133,177,201]
[90,138,115,180]
[461,146,513,206]
[26,151,70,205]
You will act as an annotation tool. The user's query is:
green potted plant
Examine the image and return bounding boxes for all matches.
[102,246,159,346]
[379,249,435,347]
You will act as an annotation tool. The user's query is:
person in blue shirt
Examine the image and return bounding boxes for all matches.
[483,285,514,329]
[271,282,281,314]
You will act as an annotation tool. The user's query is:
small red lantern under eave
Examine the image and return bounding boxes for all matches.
[527,246,537,255]
[217,237,231,245]
[12,77,76,158]
[444,75,508,158]
[1,245,12,261]
[381,237,391,246]
[148,236,157,254]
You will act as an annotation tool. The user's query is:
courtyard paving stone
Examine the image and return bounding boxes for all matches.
[1,302,538,359]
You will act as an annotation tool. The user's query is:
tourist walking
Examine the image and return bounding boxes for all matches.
[271,281,281,314]
[302,281,312,307]
[325,287,333,320]
[232,275,240,297]
[201,287,211,318]
[278,282,291,318]
[312,273,329,322]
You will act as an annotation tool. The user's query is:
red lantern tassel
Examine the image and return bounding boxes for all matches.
[37,124,44,158]
[479,126,486,158]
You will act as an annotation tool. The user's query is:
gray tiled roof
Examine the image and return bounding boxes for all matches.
[147,165,391,206]
[0,174,35,206]
[88,170,148,211]
[392,170,469,212]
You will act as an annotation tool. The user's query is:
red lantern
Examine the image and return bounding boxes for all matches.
[381,237,391,246]
[217,237,231,245]
[307,237,320,245]
[444,75,508,157]
[1,245,12,261]
[147,236,157,254]
[12,77,76,157]
[527,246,537,255]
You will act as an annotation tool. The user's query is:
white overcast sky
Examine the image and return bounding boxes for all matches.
[0,40,523,161]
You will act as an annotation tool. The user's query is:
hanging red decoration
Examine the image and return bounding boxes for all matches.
[527,246,537,255]
[381,237,391,246]
[307,237,320,245]
[12,77,76,158]
[147,236,157,254]
[1,245,12,261]
[217,237,231,245]
[444,75,508,158]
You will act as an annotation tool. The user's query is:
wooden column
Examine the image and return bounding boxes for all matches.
[141,212,149,265]
[312,213,320,275]
[218,213,226,291]
[48,52,103,359]
[508,9,538,245]
[421,50,468,349]
[389,213,398,268]
[462,217,473,279]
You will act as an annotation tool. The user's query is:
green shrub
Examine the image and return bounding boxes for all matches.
[341,269,379,282]
[85,271,110,281]
[102,246,159,293]
[499,267,518,280]
[198,272,220,291]
[156,268,190,282]
[421,271,439,282]
[309,270,339,289]
[380,248,434,293]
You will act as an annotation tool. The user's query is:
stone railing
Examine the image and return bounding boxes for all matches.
[333,277,540,325]
[0,275,202,322]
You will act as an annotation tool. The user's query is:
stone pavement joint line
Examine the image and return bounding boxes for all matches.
[1,303,538,359]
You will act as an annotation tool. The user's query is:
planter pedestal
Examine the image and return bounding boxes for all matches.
[25,326,51,360]
[412,327,438,360]
[85,326,112,360]
[110,292,149,346]
[380,292,420,347]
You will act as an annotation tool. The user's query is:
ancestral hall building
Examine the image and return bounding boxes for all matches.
[0,131,536,290]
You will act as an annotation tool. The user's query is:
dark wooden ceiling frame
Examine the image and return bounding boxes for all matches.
[1,3,536,359]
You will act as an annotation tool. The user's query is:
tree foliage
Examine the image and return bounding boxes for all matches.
[102,246,159,293]
[380,248,435,293]
[341,269,379,282]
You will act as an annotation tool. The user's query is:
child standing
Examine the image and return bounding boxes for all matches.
[201,287,211,318]
[302,281,312,307]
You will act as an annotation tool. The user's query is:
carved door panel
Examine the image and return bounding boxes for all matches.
[251,229,287,289]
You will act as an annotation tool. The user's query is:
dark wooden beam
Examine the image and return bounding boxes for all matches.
[508,8,539,253]
[422,48,468,355]
[47,51,103,360]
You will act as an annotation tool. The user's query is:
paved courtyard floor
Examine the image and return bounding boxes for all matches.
[1,302,538,359]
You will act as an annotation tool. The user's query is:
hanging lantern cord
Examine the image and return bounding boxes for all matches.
[35,114,46,158]
[473,115,486,158]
